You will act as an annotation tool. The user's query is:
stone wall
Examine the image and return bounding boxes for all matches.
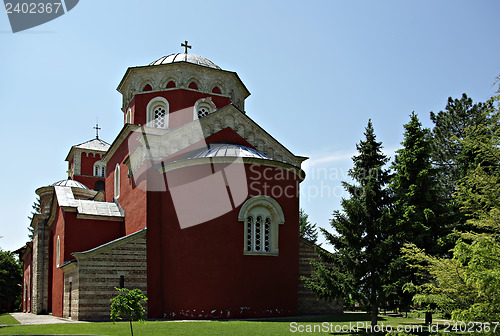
[62,230,147,320]
[31,217,50,314]
[297,238,343,315]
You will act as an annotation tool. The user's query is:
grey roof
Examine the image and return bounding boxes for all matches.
[73,138,111,152]
[51,179,89,190]
[149,53,221,70]
[76,200,123,217]
[187,143,270,160]
[54,186,123,219]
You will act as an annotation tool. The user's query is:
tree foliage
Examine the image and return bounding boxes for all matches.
[403,84,500,324]
[304,120,392,327]
[0,249,22,312]
[299,208,318,243]
[110,288,148,336]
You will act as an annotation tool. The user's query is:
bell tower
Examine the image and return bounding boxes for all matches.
[65,124,111,192]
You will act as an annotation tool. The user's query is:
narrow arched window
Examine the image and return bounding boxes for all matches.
[114,164,120,198]
[146,97,169,129]
[125,108,132,124]
[56,236,60,267]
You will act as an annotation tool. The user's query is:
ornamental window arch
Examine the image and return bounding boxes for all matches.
[238,195,285,256]
[193,97,216,120]
[93,161,106,178]
[146,97,169,129]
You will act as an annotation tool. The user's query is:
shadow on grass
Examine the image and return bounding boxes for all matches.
[246,312,389,323]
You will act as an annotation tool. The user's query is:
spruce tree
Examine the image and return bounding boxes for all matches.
[304,120,392,327]
[386,112,443,311]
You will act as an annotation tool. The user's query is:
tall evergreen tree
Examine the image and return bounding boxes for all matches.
[430,93,492,201]
[304,120,392,327]
[386,112,444,311]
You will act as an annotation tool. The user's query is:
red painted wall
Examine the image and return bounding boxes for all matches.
[22,249,32,312]
[146,162,300,319]
[105,132,148,235]
[49,207,65,316]
[80,152,104,176]
[126,90,232,128]
[73,175,105,191]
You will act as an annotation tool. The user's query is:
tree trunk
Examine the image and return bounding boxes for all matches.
[129,319,134,336]
[371,304,378,328]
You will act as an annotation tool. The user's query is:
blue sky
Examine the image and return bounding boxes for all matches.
[1,0,499,251]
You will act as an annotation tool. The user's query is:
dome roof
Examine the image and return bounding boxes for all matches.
[50,179,89,190]
[149,53,221,70]
[187,143,269,160]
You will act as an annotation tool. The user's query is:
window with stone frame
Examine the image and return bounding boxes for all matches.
[238,195,284,256]
[93,162,106,178]
[146,97,169,129]
[194,98,216,120]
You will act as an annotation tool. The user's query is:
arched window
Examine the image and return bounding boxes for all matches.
[188,82,198,90]
[143,84,152,91]
[166,81,176,89]
[114,164,120,198]
[193,97,217,120]
[93,162,106,177]
[146,97,169,129]
[238,195,284,256]
[56,236,60,267]
[125,108,132,124]
[212,86,222,94]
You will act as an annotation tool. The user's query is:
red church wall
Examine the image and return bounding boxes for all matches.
[205,127,255,149]
[73,175,105,191]
[22,249,32,312]
[80,152,103,176]
[146,162,300,319]
[105,133,148,235]
[49,207,65,317]
[128,90,231,128]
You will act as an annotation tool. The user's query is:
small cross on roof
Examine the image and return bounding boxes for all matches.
[181,40,191,54]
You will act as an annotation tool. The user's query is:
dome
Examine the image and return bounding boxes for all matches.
[187,143,270,160]
[50,179,89,190]
[149,53,221,70]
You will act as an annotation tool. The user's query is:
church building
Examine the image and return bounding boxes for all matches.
[19,43,341,320]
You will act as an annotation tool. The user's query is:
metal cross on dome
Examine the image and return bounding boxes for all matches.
[94,122,101,139]
[181,40,191,54]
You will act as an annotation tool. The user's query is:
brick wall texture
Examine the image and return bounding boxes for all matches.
[297,238,343,315]
[62,231,147,320]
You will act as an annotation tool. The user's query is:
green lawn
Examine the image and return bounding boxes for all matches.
[0,313,461,335]
[0,313,20,325]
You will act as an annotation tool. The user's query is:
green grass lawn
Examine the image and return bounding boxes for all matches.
[0,313,461,335]
[0,313,20,325]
